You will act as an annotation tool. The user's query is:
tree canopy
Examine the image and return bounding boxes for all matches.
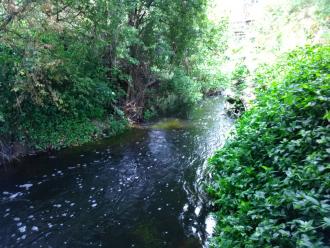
[0,0,227,151]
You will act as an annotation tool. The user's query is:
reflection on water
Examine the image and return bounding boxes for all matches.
[0,97,232,248]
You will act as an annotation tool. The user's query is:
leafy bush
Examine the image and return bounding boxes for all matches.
[0,28,125,151]
[145,69,203,116]
[21,117,99,150]
[200,71,230,94]
[143,107,157,121]
[208,45,330,247]
[169,69,203,105]
[13,112,127,150]
[105,115,128,137]
[231,63,250,95]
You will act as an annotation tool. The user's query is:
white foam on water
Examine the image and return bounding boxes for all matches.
[31,226,39,232]
[9,192,23,199]
[19,184,33,190]
[194,206,202,216]
[205,214,216,236]
[18,226,26,233]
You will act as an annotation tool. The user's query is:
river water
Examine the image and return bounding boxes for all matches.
[0,97,232,248]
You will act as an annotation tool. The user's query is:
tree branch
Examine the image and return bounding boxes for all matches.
[0,0,38,31]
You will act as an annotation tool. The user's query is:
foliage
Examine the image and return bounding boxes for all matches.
[0,0,227,155]
[169,70,203,105]
[189,19,230,94]
[219,0,330,77]
[208,45,330,247]
[252,0,329,64]
[146,69,203,115]
[21,117,99,150]
[231,63,249,95]
[143,107,157,121]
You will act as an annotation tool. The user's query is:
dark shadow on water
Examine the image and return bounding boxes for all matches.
[0,96,233,248]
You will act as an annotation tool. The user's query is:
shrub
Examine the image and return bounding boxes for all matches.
[145,69,203,116]
[169,69,203,105]
[231,63,250,95]
[0,31,124,151]
[21,117,99,150]
[208,45,330,247]
[143,107,157,121]
[200,71,230,94]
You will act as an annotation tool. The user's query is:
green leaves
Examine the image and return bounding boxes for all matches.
[208,45,330,247]
[0,0,219,150]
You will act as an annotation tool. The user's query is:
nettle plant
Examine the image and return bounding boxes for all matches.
[208,45,330,248]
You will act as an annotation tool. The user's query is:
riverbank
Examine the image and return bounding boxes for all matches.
[0,117,128,167]
[0,96,232,247]
[208,45,330,247]
[0,91,229,167]
[0,0,229,169]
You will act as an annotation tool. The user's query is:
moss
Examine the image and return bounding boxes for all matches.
[151,118,187,130]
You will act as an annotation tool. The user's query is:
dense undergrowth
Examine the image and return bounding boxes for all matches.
[0,0,228,162]
[208,45,330,247]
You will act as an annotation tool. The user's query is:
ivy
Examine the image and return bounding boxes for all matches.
[208,45,330,247]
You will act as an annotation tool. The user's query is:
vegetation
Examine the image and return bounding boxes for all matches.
[1,1,329,246]
[0,0,227,160]
[231,63,249,96]
[208,45,330,247]
[220,0,330,73]
[224,63,250,117]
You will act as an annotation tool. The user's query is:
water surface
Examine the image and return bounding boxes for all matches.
[0,97,232,248]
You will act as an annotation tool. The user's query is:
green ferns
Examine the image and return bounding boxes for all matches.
[208,45,330,247]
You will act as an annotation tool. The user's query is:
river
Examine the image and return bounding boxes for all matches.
[0,97,232,248]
